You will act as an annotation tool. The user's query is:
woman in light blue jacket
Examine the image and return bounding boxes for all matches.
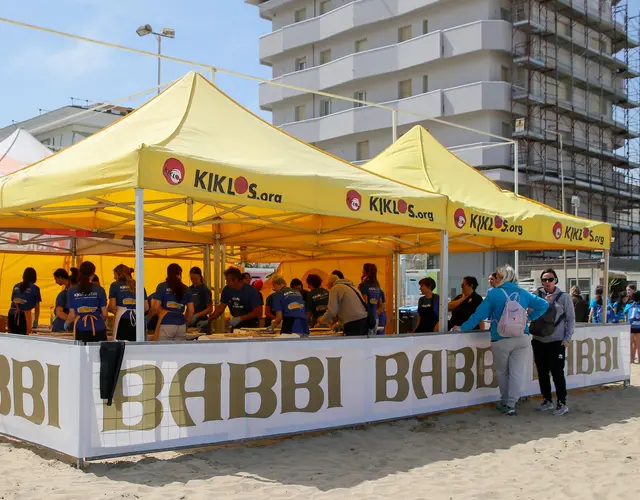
[453,265,549,416]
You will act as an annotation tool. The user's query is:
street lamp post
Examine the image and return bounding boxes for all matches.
[572,195,580,291]
[136,24,175,94]
[545,129,567,289]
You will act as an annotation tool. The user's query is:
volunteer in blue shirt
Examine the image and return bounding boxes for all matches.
[208,266,262,330]
[67,261,108,343]
[305,274,330,327]
[189,266,213,332]
[452,264,548,416]
[108,264,148,341]
[359,263,383,335]
[151,263,194,341]
[51,268,71,332]
[8,267,42,335]
[270,274,310,335]
[628,290,640,364]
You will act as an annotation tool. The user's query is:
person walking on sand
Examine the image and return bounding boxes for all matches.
[452,265,548,416]
[530,269,575,416]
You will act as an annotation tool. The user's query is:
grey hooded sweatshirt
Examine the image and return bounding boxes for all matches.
[532,286,576,343]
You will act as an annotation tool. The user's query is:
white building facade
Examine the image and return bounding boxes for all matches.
[248,0,640,268]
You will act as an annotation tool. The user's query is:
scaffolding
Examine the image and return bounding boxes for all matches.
[511,0,640,260]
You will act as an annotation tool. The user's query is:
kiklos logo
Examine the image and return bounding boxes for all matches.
[163,158,185,186]
[194,169,283,203]
[346,190,362,211]
[454,208,467,229]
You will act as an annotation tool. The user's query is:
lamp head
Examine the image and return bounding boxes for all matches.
[136,24,153,37]
[161,28,175,38]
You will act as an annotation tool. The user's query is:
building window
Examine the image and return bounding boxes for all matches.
[423,20,429,35]
[319,0,332,15]
[320,99,331,117]
[356,141,370,161]
[355,38,367,53]
[353,91,366,107]
[515,66,525,85]
[500,8,511,21]
[398,25,412,43]
[295,57,307,71]
[501,65,510,83]
[295,104,306,122]
[601,98,609,115]
[398,79,413,99]
[502,122,512,137]
[294,8,307,23]
[320,49,332,65]
[422,75,429,93]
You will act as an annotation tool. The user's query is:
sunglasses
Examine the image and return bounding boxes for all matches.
[541,277,556,283]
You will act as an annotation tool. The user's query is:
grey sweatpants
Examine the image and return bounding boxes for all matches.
[491,335,531,407]
[158,324,186,341]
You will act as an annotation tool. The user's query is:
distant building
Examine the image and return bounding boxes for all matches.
[0,104,132,151]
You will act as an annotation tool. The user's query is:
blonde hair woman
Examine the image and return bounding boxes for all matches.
[270,274,309,335]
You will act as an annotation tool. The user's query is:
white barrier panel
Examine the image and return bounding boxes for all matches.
[82,326,630,459]
[0,335,81,458]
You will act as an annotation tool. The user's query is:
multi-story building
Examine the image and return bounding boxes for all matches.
[0,104,132,151]
[248,0,640,271]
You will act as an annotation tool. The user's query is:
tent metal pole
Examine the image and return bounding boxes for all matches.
[213,236,221,304]
[204,244,212,289]
[71,237,78,267]
[602,250,610,325]
[514,141,519,278]
[393,250,400,334]
[392,110,398,143]
[134,188,145,342]
[439,230,449,333]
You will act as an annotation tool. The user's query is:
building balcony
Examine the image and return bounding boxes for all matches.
[513,126,640,169]
[511,85,640,139]
[258,0,449,63]
[260,20,511,108]
[280,81,511,144]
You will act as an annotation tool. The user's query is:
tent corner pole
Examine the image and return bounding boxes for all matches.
[392,109,398,143]
[204,244,212,289]
[134,188,145,342]
[393,250,401,335]
[213,235,222,333]
[602,249,610,325]
[513,141,519,278]
[439,230,449,333]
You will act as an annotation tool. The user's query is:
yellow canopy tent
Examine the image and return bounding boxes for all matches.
[361,126,612,253]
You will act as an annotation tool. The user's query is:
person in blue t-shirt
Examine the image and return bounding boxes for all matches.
[359,263,383,335]
[51,268,71,332]
[628,290,640,363]
[8,267,42,335]
[188,266,213,332]
[208,266,262,330]
[67,261,108,343]
[270,275,309,335]
[151,263,194,341]
[108,264,148,341]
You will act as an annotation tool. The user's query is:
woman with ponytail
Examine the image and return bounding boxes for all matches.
[108,264,148,341]
[51,269,71,332]
[66,261,108,343]
[151,263,194,341]
[8,267,41,334]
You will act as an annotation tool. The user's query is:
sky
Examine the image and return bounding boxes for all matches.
[0,0,272,127]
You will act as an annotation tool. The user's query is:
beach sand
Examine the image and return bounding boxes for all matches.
[1,365,639,500]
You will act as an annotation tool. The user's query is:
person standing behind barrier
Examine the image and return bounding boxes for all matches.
[51,269,71,332]
[108,264,148,342]
[448,276,484,331]
[151,263,194,341]
[415,277,439,333]
[188,267,213,332]
[359,263,383,335]
[270,275,310,335]
[8,267,42,335]
[452,265,549,416]
[589,286,605,323]
[306,274,329,327]
[627,290,640,364]
[530,269,575,416]
[67,261,108,343]
[570,286,589,323]
[316,274,368,336]
[208,267,262,330]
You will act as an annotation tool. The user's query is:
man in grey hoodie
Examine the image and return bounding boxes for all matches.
[316,274,368,336]
[532,268,575,416]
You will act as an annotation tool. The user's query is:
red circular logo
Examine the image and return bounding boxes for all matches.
[583,227,590,239]
[398,199,408,214]
[454,208,467,229]
[346,190,362,211]
[494,216,503,229]
[162,158,185,186]
[234,176,249,195]
[553,222,563,240]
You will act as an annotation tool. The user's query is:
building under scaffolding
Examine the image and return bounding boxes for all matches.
[512,0,640,260]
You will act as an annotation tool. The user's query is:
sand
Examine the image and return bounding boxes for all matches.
[1,365,639,500]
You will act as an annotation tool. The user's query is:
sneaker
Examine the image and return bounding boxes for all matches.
[554,403,569,416]
[538,399,555,412]
[496,402,508,413]
[503,406,517,416]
